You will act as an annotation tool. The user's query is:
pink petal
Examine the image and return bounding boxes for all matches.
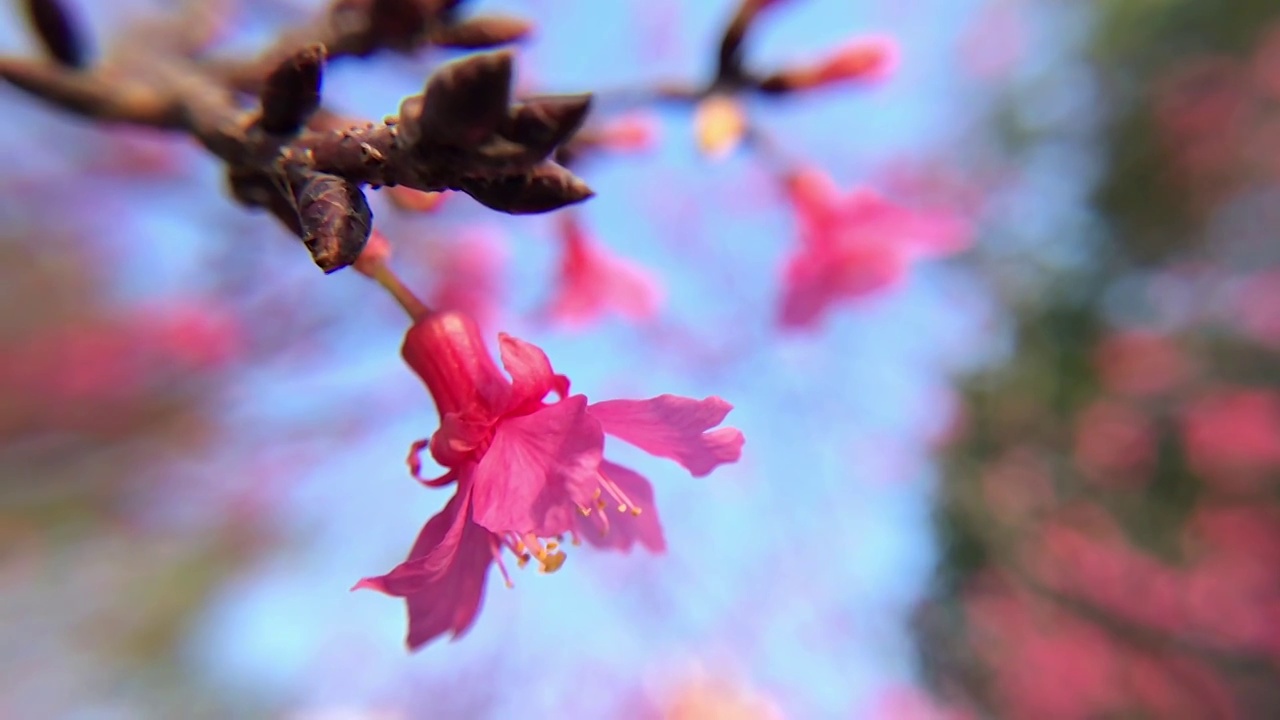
[575,460,667,553]
[403,311,511,419]
[402,519,494,650]
[427,231,505,333]
[894,211,972,259]
[835,189,971,259]
[588,395,745,477]
[470,395,605,537]
[545,214,664,328]
[498,333,570,414]
[353,486,497,650]
[786,167,843,239]
[778,243,908,329]
[354,485,472,597]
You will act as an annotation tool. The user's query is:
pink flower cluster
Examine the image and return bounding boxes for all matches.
[355,309,744,649]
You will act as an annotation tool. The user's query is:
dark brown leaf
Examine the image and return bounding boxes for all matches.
[501,93,592,160]
[415,49,513,147]
[260,44,326,135]
[23,0,89,69]
[369,0,432,51]
[460,162,593,214]
[429,15,533,49]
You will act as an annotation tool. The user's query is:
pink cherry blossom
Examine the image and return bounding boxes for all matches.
[427,231,506,333]
[543,213,663,328]
[1093,330,1191,397]
[355,309,744,649]
[1181,387,1280,494]
[1072,398,1157,488]
[778,167,971,329]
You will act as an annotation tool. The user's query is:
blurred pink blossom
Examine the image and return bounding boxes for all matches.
[965,569,1238,718]
[1232,270,1280,348]
[1181,388,1280,493]
[543,213,663,328]
[867,685,971,720]
[592,112,661,153]
[778,167,971,329]
[427,231,506,332]
[980,447,1056,525]
[355,310,743,649]
[1073,398,1157,487]
[0,302,241,433]
[1094,330,1190,397]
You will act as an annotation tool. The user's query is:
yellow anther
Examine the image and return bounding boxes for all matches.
[630,506,643,516]
[538,550,567,574]
[517,553,531,568]
[617,503,627,513]
[547,541,559,552]
[579,506,592,517]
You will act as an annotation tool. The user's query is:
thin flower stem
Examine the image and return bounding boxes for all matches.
[370,262,431,321]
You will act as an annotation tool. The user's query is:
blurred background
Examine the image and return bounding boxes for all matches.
[1,0,1278,718]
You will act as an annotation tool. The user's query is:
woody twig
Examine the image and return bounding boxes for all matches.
[1,0,592,273]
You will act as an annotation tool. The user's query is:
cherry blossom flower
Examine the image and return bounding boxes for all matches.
[1072,398,1157,488]
[1232,269,1280,348]
[543,213,663,328]
[778,167,971,329]
[1181,387,1280,493]
[427,231,506,332]
[1093,330,1190,397]
[354,309,743,649]
[591,112,661,153]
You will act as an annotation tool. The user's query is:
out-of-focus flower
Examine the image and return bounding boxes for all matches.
[1253,23,1280,98]
[0,302,241,435]
[693,94,748,160]
[1073,398,1157,488]
[543,213,663,328]
[1153,57,1247,194]
[778,167,971,329]
[1232,269,1280,348]
[959,0,1027,80]
[84,127,188,177]
[383,186,447,213]
[965,570,1238,719]
[592,112,661,152]
[355,310,744,649]
[867,685,972,720]
[654,671,784,720]
[1094,330,1190,397]
[759,35,898,93]
[1181,388,1280,493]
[980,447,1056,526]
[427,231,507,332]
